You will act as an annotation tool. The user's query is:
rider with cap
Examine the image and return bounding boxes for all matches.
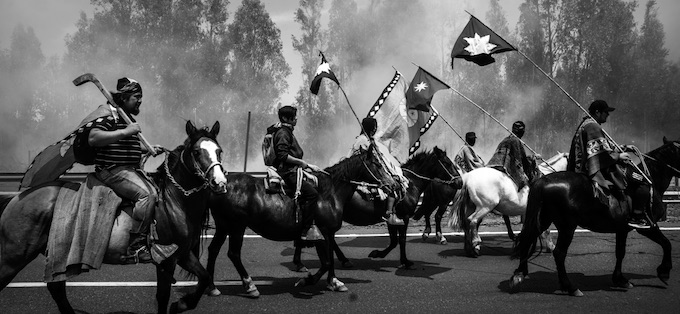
[88,77,177,263]
[455,131,485,173]
[348,117,409,225]
[486,121,536,190]
[567,100,652,229]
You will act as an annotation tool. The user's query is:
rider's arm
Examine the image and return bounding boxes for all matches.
[88,123,140,147]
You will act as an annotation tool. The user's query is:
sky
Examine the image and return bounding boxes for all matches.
[2,0,679,107]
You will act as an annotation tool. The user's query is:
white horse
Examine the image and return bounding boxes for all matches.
[448,152,567,257]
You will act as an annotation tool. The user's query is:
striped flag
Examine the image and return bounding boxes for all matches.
[407,107,439,155]
[366,71,410,162]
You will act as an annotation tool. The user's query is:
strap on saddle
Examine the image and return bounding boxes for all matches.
[265,166,285,194]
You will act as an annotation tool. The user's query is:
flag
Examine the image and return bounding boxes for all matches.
[310,51,340,95]
[20,105,115,189]
[366,71,410,162]
[407,107,439,155]
[451,15,516,67]
[405,67,450,112]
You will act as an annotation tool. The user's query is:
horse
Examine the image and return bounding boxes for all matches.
[0,121,227,314]
[510,138,679,296]
[448,153,567,257]
[203,144,399,297]
[418,152,568,245]
[291,147,460,271]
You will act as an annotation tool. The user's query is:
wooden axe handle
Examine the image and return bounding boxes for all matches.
[75,75,156,155]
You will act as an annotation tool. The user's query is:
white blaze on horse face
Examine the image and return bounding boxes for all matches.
[200,140,227,185]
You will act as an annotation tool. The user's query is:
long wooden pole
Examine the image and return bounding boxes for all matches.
[243,111,251,172]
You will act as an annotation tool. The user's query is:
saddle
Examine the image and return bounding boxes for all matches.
[264,167,318,197]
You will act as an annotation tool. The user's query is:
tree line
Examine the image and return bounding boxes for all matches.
[0,0,677,172]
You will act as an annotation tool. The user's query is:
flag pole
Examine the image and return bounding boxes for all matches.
[410,61,554,171]
[514,49,651,184]
[448,86,555,172]
[337,85,365,135]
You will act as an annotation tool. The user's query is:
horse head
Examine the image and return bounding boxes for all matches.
[180,120,228,194]
[340,143,399,193]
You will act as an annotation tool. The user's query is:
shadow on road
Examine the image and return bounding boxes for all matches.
[497,270,663,295]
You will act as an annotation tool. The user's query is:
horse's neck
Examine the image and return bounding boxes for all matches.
[646,158,674,194]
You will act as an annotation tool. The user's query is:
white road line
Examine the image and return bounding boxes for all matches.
[7,280,274,288]
[204,227,680,239]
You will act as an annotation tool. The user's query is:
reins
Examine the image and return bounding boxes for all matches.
[640,152,680,177]
[401,160,461,186]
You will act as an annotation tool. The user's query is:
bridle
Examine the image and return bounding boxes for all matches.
[164,138,225,196]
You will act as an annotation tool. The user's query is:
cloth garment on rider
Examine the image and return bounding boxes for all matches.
[567,99,652,229]
[87,77,175,263]
[268,105,323,240]
[486,121,534,190]
[348,117,407,225]
[455,131,485,172]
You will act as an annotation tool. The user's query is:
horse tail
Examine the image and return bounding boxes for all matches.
[511,182,544,260]
[447,185,469,231]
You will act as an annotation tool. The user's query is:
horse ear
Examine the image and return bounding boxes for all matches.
[663,136,669,144]
[210,121,220,137]
[186,120,197,136]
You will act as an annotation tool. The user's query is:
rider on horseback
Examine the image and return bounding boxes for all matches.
[455,131,485,173]
[88,78,177,263]
[486,121,537,190]
[267,105,324,241]
[348,117,408,226]
[567,100,652,229]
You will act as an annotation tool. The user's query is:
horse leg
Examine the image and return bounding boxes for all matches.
[368,223,398,259]
[467,208,490,257]
[331,237,353,268]
[502,215,515,240]
[173,253,213,313]
[226,230,259,298]
[552,228,582,296]
[612,231,633,289]
[292,242,308,272]
[398,223,414,269]
[46,281,75,314]
[434,204,448,244]
[205,222,229,296]
[325,233,347,292]
[295,239,330,288]
[157,262,176,314]
[637,226,672,285]
[422,213,432,241]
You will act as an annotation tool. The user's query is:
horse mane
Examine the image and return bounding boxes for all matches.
[318,149,370,199]
[402,146,448,174]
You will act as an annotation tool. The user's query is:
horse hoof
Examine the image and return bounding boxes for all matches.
[421,233,429,241]
[439,237,447,245]
[509,274,524,292]
[400,261,415,270]
[327,278,348,292]
[571,289,584,297]
[368,250,382,259]
[341,260,354,268]
[170,300,188,313]
[295,265,309,273]
[206,288,222,297]
[295,277,306,287]
[612,280,633,289]
[246,289,261,298]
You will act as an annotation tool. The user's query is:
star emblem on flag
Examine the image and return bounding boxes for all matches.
[414,82,428,92]
[463,33,497,56]
[315,62,332,76]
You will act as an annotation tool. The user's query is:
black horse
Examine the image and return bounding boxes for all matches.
[292,147,461,270]
[0,121,226,313]
[203,144,398,297]
[510,137,679,296]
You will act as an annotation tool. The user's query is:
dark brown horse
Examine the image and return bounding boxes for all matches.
[293,147,461,270]
[203,144,398,297]
[510,137,679,296]
[0,121,226,313]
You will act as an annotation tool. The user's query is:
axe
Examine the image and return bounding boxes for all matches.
[73,73,156,155]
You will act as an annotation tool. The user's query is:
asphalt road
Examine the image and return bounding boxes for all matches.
[1,221,680,314]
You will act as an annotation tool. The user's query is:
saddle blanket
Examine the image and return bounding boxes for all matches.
[44,174,121,282]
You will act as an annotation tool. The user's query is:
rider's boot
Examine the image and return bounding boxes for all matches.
[382,197,404,226]
[122,232,153,264]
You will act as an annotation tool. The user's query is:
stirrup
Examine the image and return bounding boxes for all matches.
[150,243,179,264]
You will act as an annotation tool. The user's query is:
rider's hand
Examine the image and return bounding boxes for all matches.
[125,123,142,136]
[307,164,322,172]
[151,145,164,157]
[618,152,631,161]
